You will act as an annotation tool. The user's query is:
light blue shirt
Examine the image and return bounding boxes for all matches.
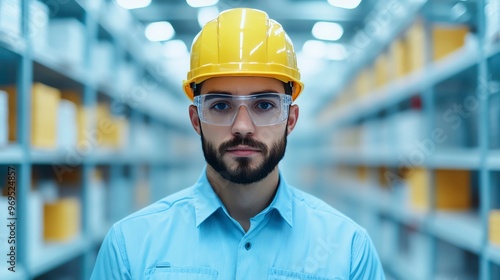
[91,168,385,279]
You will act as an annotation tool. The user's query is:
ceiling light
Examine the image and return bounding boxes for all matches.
[312,22,344,41]
[145,21,175,42]
[163,40,189,58]
[198,6,219,28]
[187,0,218,8]
[116,0,151,10]
[302,40,347,61]
[327,0,362,9]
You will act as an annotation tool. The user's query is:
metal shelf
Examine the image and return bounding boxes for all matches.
[0,32,25,57]
[426,211,483,254]
[485,245,500,265]
[0,145,24,164]
[324,43,500,128]
[328,147,482,169]
[28,235,91,277]
[0,266,27,280]
[330,179,484,254]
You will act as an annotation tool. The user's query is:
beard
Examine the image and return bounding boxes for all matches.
[201,128,287,185]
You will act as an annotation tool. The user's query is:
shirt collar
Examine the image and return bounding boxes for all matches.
[193,167,293,228]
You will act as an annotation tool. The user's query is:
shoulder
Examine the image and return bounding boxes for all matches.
[112,185,196,231]
[289,186,366,233]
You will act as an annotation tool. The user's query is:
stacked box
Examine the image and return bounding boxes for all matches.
[374,53,389,88]
[0,0,21,37]
[92,40,114,83]
[43,198,81,241]
[406,19,426,73]
[486,0,500,44]
[57,100,78,148]
[407,168,471,210]
[490,210,500,245]
[1,86,16,142]
[392,38,411,78]
[0,91,7,146]
[89,170,106,234]
[96,103,128,148]
[355,69,372,98]
[432,25,469,61]
[48,18,85,67]
[32,83,61,148]
[27,191,43,263]
[30,1,49,52]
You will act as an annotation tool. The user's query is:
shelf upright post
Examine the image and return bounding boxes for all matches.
[421,17,438,280]
[477,0,493,279]
[81,3,99,279]
[16,0,33,279]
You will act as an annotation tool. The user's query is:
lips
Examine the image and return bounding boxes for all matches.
[226,146,261,156]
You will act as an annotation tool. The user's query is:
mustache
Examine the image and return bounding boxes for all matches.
[218,136,269,155]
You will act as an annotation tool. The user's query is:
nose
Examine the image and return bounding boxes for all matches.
[231,105,255,137]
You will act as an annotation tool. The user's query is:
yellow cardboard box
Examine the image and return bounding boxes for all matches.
[432,25,469,60]
[407,168,471,210]
[32,83,60,148]
[374,53,389,88]
[392,38,411,78]
[490,210,500,246]
[43,198,81,241]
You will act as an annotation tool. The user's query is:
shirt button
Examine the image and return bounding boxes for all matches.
[244,242,252,250]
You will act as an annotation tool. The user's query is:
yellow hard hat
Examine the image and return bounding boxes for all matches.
[183,8,304,101]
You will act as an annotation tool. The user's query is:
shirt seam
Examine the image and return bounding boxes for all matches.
[113,225,131,273]
[118,195,195,224]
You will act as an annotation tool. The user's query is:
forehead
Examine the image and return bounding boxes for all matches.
[201,77,284,95]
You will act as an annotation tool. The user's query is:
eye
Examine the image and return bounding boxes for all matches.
[211,102,230,111]
[256,101,275,110]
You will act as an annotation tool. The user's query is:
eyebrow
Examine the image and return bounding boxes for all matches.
[204,90,280,95]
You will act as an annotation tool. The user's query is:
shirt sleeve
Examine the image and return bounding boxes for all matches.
[350,230,386,280]
[90,225,132,280]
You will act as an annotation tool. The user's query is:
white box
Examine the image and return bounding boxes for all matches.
[27,191,44,264]
[89,177,106,234]
[394,110,425,153]
[0,91,7,146]
[486,0,500,44]
[0,0,21,37]
[57,99,78,148]
[30,1,49,52]
[48,18,85,67]
[92,40,114,83]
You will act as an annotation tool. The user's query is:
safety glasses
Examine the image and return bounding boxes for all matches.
[193,93,292,126]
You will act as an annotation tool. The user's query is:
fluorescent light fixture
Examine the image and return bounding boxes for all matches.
[302,40,347,61]
[116,0,151,10]
[198,6,219,28]
[145,21,175,42]
[163,40,189,58]
[187,0,218,8]
[312,22,344,41]
[327,0,362,9]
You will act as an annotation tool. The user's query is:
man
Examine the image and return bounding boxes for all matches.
[91,8,385,279]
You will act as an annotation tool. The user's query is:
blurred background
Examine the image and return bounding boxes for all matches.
[0,0,500,279]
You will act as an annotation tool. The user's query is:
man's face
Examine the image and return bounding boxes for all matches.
[189,76,299,185]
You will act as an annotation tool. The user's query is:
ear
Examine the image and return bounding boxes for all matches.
[286,104,299,135]
[189,105,202,135]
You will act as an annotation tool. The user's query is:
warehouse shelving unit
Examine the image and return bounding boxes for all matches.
[0,0,203,279]
[304,0,500,279]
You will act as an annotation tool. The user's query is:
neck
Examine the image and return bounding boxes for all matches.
[206,165,279,232]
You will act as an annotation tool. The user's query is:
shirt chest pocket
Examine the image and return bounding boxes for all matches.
[268,268,343,280]
[148,265,218,280]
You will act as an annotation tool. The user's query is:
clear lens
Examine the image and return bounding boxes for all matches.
[194,93,292,126]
